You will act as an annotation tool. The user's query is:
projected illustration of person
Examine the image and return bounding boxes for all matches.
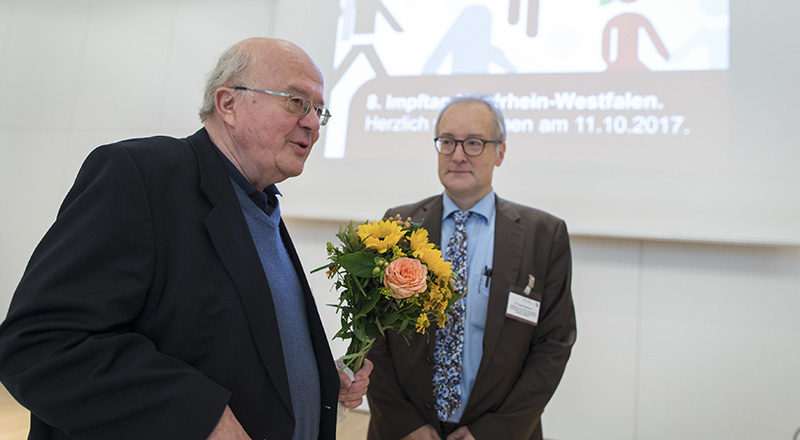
[332,0,402,85]
[601,0,670,71]
[508,0,540,37]
[325,0,401,159]
[352,0,402,34]
[422,5,516,75]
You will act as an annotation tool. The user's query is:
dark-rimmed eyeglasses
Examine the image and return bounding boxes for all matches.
[231,86,331,126]
[434,137,501,157]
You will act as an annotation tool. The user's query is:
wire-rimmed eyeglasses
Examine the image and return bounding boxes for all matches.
[231,86,331,126]
[434,137,501,157]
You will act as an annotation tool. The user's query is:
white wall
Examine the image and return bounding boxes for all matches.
[1,1,798,439]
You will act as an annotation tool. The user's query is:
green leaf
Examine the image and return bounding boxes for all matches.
[310,262,332,274]
[336,221,365,253]
[381,311,400,327]
[336,252,376,277]
[355,288,382,318]
[364,322,380,339]
[352,323,365,341]
[397,317,409,333]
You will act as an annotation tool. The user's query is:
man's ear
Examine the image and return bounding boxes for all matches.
[215,87,237,125]
[495,142,506,166]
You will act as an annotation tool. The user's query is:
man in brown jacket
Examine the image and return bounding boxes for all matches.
[366,96,576,440]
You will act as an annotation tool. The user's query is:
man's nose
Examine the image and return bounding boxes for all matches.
[451,142,470,161]
[298,108,321,130]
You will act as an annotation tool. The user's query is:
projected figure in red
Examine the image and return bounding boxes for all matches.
[423,5,516,75]
[508,0,540,37]
[602,0,669,71]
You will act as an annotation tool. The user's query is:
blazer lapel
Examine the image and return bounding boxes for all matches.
[189,130,293,413]
[418,196,443,248]
[473,197,524,385]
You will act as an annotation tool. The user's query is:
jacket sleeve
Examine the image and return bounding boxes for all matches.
[468,218,576,439]
[0,145,230,440]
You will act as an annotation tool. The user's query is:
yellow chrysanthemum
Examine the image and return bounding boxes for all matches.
[415,314,430,334]
[357,220,405,253]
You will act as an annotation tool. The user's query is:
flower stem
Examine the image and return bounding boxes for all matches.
[343,337,375,373]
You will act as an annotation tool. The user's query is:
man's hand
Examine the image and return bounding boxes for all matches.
[338,358,374,409]
[400,424,441,440]
[446,426,475,440]
[207,406,251,440]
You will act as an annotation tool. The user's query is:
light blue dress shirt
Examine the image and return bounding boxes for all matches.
[441,191,496,423]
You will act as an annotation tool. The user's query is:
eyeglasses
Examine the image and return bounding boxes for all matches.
[231,86,331,126]
[434,137,501,157]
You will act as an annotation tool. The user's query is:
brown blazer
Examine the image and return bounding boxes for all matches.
[366,194,576,440]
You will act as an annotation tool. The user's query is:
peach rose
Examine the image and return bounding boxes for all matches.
[383,257,428,299]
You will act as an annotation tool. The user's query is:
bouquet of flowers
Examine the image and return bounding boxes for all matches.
[314,215,459,373]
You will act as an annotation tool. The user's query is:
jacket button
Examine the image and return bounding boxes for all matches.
[424,403,432,410]
[425,356,431,364]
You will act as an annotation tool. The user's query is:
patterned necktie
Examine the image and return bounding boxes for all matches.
[433,210,472,421]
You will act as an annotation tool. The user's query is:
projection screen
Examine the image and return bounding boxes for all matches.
[279,0,799,245]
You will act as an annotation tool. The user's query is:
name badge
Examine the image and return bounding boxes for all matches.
[506,291,540,326]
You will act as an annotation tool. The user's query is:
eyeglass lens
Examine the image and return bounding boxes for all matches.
[285,97,330,126]
[436,138,487,156]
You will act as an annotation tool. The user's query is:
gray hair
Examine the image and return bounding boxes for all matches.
[434,95,506,142]
[198,43,256,122]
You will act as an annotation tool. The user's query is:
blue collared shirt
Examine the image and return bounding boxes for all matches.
[441,191,496,423]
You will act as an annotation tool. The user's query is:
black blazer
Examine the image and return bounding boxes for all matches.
[0,129,339,440]
[367,195,576,440]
